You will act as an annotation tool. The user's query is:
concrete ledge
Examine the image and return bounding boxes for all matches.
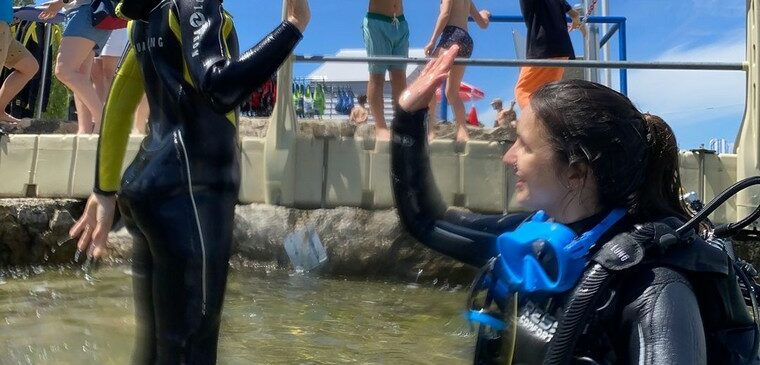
[463,141,507,213]
[239,138,266,204]
[325,138,367,207]
[0,135,36,197]
[0,133,744,225]
[35,135,75,198]
[71,135,99,198]
[292,137,325,208]
[369,140,393,209]
[429,140,461,206]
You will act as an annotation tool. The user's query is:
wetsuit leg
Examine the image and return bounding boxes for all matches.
[120,198,157,365]
[122,188,237,364]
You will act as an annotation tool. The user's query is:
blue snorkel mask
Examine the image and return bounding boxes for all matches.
[465,208,626,331]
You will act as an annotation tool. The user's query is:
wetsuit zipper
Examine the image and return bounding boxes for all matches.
[175,130,209,315]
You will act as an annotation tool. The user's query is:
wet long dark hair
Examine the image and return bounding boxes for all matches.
[530,79,688,222]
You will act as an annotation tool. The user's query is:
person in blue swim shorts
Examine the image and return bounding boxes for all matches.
[40,0,112,134]
[363,0,408,140]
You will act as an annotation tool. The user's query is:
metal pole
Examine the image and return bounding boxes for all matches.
[294,55,746,71]
[582,0,591,81]
[601,0,612,87]
[599,23,620,48]
[619,20,628,95]
[34,23,53,119]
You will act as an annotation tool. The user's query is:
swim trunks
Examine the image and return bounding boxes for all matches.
[362,12,409,74]
[435,25,473,58]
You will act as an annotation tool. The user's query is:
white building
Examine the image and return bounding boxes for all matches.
[304,48,426,121]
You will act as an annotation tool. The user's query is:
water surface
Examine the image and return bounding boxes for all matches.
[0,266,473,364]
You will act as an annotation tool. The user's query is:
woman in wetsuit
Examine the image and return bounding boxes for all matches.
[68,0,310,363]
[392,47,753,364]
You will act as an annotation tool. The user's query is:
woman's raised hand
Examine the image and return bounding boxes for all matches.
[398,46,459,113]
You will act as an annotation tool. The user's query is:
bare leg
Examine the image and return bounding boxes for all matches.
[93,55,119,101]
[367,73,390,140]
[389,69,407,105]
[55,37,103,133]
[446,64,469,143]
[74,94,92,134]
[0,48,39,124]
[91,56,103,99]
[72,51,95,133]
[388,68,408,141]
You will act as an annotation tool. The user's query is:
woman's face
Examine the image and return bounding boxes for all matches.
[504,106,573,215]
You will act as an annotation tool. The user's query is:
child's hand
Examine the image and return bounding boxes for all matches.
[286,0,310,33]
[38,0,64,21]
[480,10,491,28]
[424,42,436,57]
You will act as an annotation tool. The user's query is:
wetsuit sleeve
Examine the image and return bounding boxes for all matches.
[391,108,527,267]
[94,43,145,195]
[621,267,707,364]
[174,0,302,113]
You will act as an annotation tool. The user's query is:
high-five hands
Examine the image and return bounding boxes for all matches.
[399,46,459,113]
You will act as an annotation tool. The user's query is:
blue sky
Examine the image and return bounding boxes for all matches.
[220,0,747,149]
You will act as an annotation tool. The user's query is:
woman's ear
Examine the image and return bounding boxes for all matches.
[565,162,590,191]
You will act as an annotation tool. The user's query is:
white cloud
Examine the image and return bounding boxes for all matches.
[627,36,746,126]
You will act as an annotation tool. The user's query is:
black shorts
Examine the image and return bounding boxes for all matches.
[435,25,474,58]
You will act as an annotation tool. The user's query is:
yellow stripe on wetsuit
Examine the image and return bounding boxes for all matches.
[168,9,237,124]
[96,22,145,193]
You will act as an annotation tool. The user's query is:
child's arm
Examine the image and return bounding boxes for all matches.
[469,1,490,29]
[567,5,588,37]
[425,0,453,56]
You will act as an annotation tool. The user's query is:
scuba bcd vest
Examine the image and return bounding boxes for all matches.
[466,176,760,364]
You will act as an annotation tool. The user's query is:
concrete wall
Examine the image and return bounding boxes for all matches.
[0,134,742,224]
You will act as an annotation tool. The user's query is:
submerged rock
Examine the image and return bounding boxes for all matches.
[0,199,84,266]
[8,198,758,285]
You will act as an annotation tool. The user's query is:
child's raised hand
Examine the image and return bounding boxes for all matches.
[286,0,310,33]
[479,10,491,28]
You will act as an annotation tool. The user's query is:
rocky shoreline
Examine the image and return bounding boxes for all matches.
[0,199,476,283]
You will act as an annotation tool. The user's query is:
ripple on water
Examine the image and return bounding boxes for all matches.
[0,266,474,364]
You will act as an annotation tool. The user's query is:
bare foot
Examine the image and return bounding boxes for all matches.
[375,126,391,141]
[456,124,470,143]
[0,112,20,125]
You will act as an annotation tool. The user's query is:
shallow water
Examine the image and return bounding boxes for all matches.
[0,266,473,364]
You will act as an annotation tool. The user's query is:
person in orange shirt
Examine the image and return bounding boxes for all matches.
[515,0,585,110]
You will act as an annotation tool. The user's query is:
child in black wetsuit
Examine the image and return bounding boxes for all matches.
[69,0,310,362]
[424,0,490,143]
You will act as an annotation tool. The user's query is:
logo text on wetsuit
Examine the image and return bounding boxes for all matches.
[190,0,208,57]
[518,301,558,343]
[135,37,165,53]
